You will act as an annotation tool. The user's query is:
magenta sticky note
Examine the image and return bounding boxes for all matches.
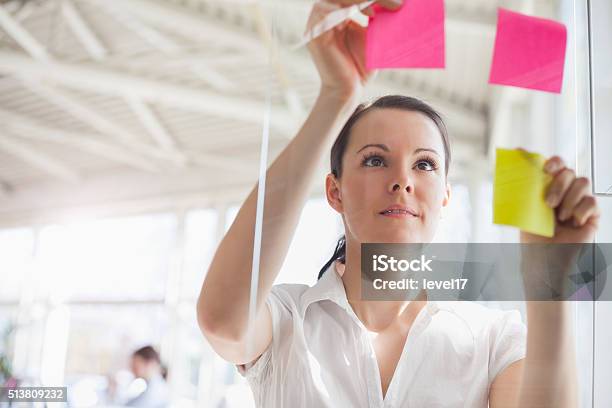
[366,0,445,69]
[489,8,567,93]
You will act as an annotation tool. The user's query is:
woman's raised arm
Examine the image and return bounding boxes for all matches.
[196,0,402,365]
[490,155,600,407]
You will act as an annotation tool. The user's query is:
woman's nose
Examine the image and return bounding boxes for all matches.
[390,181,412,194]
[389,165,414,193]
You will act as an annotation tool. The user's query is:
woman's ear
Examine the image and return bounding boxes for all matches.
[326,173,343,213]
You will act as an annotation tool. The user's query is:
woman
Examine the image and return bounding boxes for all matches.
[197,1,600,407]
[125,346,169,408]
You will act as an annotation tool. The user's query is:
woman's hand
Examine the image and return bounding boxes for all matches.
[306,0,402,101]
[521,155,600,244]
[520,156,600,299]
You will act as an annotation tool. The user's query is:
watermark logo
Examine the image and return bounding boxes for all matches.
[372,254,433,272]
[361,243,610,301]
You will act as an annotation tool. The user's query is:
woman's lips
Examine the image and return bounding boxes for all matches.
[379,212,417,219]
[379,205,419,218]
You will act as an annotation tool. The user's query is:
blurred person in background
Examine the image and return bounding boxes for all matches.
[125,345,169,408]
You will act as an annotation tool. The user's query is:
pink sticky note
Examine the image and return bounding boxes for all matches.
[489,8,567,93]
[366,0,445,69]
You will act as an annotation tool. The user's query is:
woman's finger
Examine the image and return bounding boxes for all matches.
[544,155,566,175]
[330,0,403,10]
[546,168,575,208]
[310,0,403,33]
[345,20,371,82]
[572,195,600,227]
[558,177,591,222]
[360,5,374,17]
[372,0,403,9]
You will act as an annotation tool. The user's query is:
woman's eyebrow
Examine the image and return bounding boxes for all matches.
[414,148,441,157]
[356,143,389,153]
[356,144,441,157]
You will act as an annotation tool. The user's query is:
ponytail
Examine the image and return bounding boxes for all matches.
[318,235,346,280]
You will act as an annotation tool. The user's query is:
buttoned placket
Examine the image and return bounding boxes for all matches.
[311,267,439,408]
[345,301,438,408]
[383,302,438,407]
[342,303,385,408]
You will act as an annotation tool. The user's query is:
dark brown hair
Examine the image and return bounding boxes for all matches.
[318,95,451,280]
[133,345,167,379]
[133,345,160,363]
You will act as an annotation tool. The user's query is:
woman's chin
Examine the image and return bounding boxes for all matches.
[365,231,423,244]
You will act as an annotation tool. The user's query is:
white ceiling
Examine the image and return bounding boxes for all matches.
[0,0,551,226]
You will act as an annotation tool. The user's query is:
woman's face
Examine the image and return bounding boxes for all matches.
[130,356,158,379]
[130,355,148,378]
[326,108,451,244]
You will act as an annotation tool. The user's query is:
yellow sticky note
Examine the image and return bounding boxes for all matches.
[493,148,554,237]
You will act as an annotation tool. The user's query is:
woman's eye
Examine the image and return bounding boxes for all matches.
[416,160,436,171]
[364,156,385,167]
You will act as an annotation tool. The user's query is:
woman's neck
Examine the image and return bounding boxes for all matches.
[339,242,427,332]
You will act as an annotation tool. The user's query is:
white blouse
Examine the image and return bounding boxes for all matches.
[238,263,527,408]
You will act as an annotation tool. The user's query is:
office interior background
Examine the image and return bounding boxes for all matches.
[0,0,610,406]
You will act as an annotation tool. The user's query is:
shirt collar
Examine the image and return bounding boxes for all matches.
[302,261,350,312]
[301,261,440,322]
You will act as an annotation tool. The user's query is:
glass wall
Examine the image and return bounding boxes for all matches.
[258,0,599,406]
[0,0,609,406]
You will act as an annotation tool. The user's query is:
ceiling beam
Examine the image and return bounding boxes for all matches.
[2,0,40,21]
[92,0,264,51]
[0,108,255,173]
[125,95,181,153]
[0,3,187,171]
[0,108,160,172]
[0,4,182,172]
[0,51,297,137]
[0,130,81,183]
[0,171,253,229]
[103,50,264,70]
[99,1,181,53]
[0,4,49,60]
[96,0,235,91]
[60,0,108,60]
[20,80,187,168]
